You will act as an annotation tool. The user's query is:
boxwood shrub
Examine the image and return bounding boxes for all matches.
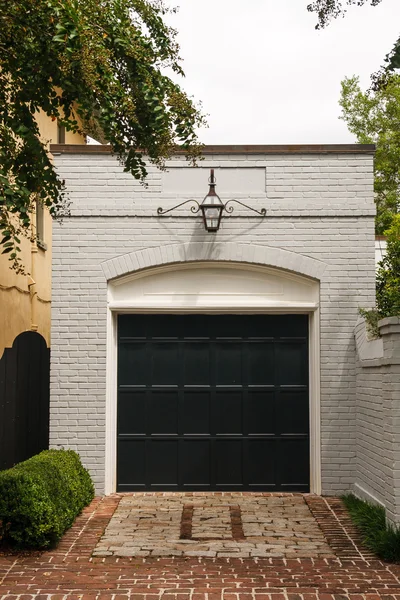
[0,449,94,549]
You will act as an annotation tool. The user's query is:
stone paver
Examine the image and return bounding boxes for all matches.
[1,494,399,600]
[93,494,334,558]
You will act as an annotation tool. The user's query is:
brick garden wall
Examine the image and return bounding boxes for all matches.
[355,317,400,526]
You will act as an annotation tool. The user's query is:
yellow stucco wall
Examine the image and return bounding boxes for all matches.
[0,113,86,358]
[36,110,85,145]
[0,209,52,355]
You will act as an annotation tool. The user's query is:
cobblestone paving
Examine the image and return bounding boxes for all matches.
[1,495,399,600]
[93,494,334,558]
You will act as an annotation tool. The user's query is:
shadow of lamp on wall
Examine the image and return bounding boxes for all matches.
[157,169,266,232]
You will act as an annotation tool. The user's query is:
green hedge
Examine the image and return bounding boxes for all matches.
[0,449,94,549]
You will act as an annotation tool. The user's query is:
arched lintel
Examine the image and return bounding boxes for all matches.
[101,242,327,282]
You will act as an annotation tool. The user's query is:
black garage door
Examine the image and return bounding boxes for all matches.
[117,314,309,492]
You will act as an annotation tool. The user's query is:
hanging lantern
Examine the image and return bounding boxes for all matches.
[199,169,224,232]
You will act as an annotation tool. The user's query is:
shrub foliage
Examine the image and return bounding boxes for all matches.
[343,494,400,562]
[359,215,400,336]
[377,215,400,318]
[0,449,94,549]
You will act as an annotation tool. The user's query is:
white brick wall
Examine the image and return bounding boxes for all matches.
[355,318,400,525]
[355,366,386,504]
[51,147,376,494]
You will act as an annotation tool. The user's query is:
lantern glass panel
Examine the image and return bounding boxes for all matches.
[206,207,220,226]
[202,204,223,231]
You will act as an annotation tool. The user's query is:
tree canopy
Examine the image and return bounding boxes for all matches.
[307,0,383,29]
[0,0,205,271]
[339,75,400,234]
[309,0,400,322]
[307,0,400,71]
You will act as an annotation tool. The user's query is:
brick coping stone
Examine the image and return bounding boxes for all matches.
[1,494,400,600]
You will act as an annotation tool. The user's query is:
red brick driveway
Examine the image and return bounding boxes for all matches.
[1,494,400,600]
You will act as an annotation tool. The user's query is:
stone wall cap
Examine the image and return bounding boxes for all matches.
[379,317,400,341]
[379,317,400,327]
[50,143,376,156]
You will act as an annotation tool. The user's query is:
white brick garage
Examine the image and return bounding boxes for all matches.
[50,144,376,495]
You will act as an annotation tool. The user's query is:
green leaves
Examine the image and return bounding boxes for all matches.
[339,75,400,235]
[376,215,400,318]
[307,0,383,29]
[340,76,400,321]
[0,0,205,271]
[0,449,94,549]
[343,494,400,562]
[385,35,400,72]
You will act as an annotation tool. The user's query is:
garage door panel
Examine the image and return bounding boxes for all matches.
[277,315,308,338]
[119,314,147,337]
[148,440,178,486]
[278,439,310,489]
[150,390,179,435]
[246,390,275,434]
[183,390,210,434]
[215,390,243,434]
[246,439,275,485]
[184,342,210,385]
[182,440,211,486]
[118,390,147,435]
[147,315,182,338]
[247,342,275,385]
[277,390,309,435]
[118,342,147,385]
[277,341,308,386]
[215,343,242,385]
[152,342,179,385]
[215,440,243,485]
[117,439,146,487]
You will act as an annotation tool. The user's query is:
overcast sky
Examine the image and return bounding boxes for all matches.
[164,0,400,144]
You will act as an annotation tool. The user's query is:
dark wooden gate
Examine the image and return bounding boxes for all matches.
[0,331,50,470]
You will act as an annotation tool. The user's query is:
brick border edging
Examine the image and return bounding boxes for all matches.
[179,503,245,542]
[304,495,376,561]
[0,496,122,564]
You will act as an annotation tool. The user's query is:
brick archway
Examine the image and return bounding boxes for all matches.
[101,242,327,282]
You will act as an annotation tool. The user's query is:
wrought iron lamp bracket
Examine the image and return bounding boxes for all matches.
[223,199,266,216]
[157,199,266,218]
[157,199,200,216]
